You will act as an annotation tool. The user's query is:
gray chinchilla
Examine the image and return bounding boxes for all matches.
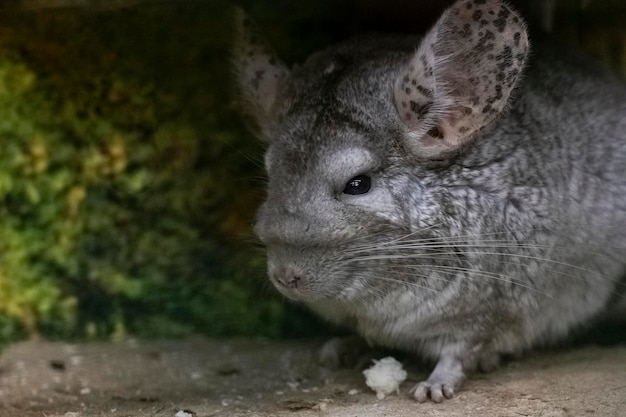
[234,0,626,403]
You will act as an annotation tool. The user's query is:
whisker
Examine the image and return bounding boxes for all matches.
[340,241,623,283]
[347,237,624,257]
[392,263,551,297]
[360,274,442,294]
[346,250,610,278]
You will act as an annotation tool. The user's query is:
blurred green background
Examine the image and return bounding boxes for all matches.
[0,0,623,342]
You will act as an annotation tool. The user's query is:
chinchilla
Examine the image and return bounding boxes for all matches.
[233,0,626,403]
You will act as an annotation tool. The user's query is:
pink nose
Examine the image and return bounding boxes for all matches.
[271,266,302,289]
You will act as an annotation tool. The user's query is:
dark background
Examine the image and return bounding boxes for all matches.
[0,0,623,343]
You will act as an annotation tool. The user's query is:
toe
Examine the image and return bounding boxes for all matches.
[443,384,455,399]
[411,383,429,403]
[430,385,444,403]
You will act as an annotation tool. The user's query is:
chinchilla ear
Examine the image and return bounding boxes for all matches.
[233,9,290,141]
[394,0,529,159]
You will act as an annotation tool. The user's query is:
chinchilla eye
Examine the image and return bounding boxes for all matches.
[343,175,371,195]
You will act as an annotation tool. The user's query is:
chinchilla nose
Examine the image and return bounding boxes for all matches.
[269,264,303,289]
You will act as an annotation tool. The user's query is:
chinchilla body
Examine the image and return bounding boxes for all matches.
[235,0,626,402]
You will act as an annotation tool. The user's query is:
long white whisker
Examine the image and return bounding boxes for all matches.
[346,240,622,258]
[340,249,621,285]
[393,263,551,297]
[363,274,441,294]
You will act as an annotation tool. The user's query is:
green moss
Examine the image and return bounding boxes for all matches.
[0,3,328,342]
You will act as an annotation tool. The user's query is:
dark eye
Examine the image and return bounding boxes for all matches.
[343,175,371,195]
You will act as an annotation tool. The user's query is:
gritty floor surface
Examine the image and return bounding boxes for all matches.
[0,337,624,417]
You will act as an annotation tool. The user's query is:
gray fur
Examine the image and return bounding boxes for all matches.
[234,0,626,403]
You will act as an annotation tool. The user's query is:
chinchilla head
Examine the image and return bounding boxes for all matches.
[234,0,529,303]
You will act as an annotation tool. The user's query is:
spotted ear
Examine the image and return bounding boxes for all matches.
[233,9,290,140]
[394,0,529,159]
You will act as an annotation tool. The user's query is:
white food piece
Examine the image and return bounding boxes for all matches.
[175,411,193,417]
[362,356,407,400]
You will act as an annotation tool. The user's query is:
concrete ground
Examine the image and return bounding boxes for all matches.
[0,337,624,417]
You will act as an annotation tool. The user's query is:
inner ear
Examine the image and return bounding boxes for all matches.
[394,0,529,160]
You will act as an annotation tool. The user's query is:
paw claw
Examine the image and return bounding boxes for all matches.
[411,381,454,403]
[411,353,464,402]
